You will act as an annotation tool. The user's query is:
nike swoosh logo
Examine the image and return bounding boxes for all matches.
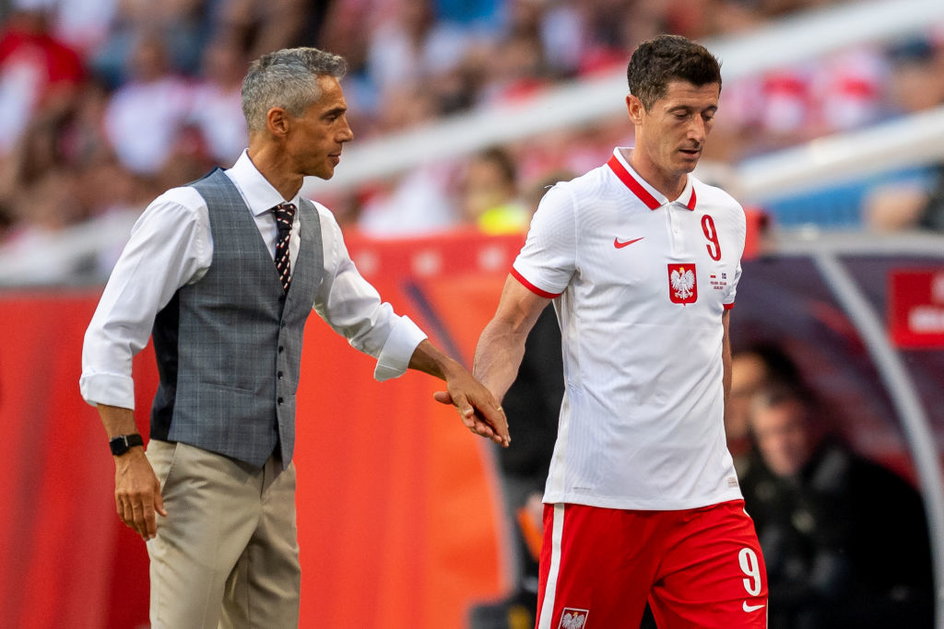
[742,602,766,613]
[614,236,644,249]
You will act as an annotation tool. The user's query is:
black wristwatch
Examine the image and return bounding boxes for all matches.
[109,433,144,456]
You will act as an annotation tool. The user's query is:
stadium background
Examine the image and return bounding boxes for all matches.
[0,0,942,627]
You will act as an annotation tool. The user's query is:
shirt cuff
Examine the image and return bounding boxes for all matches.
[79,372,136,409]
[373,315,427,382]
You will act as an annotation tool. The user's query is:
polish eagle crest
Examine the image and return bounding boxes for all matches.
[560,609,588,628]
[671,266,696,300]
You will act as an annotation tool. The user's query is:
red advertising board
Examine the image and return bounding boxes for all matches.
[889,269,944,348]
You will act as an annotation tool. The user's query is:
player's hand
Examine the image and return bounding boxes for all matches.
[433,371,510,447]
[113,448,167,540]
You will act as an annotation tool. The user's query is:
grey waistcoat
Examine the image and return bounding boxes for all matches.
[150,169,323,468]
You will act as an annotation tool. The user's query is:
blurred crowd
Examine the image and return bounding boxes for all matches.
[0,0,943,282]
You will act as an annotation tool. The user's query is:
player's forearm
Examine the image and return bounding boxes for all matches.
[472,319,529,403]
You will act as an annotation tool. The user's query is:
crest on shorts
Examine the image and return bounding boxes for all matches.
[668,263,697,304]
[558,608,589,628]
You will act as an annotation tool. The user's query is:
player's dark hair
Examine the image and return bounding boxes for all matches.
[627,34,721,110]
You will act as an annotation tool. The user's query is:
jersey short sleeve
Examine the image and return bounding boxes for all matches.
[512,183,577,297]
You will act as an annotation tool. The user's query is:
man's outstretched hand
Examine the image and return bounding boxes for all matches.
[432,386,510,447]
[409,339,510,447]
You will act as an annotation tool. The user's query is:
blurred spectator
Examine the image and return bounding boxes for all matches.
[90,0,209,86]
[727,342,804,474]
[861,37,944,233]
[188,37,248,165]
[884,35,944,117]
[0,5,84,154]
[460,147,530,234]
[216,0,330,61]
[480,26,549,104]
[102,32,192,175]
[864,162,944,233]
[2,0,944,283]
[1,168,87,281]
[43,0,118,57]
[741,383,934,629]
[366,0,474,102]
[355,163,460,237]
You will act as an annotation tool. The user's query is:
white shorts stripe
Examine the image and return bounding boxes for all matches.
[537,503,566,629]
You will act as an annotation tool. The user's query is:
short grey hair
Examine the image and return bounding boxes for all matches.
[241,47,348,132]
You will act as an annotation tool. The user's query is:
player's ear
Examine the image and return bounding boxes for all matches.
[626,94,646,125]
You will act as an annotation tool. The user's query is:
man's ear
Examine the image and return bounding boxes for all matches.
[625,94,646,125]
[266,107,290,137]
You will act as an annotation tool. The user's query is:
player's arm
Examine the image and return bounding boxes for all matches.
[473,274,552,404]
[722,309,733,408]
[410,340,510,447]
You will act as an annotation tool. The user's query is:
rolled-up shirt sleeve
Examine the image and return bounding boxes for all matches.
[80,187,211,408]
[312,205,426,381]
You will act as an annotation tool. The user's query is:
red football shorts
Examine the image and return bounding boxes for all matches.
[535,500,767,629]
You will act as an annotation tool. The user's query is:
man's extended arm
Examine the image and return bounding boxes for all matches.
[472,275,552,405]
[411,340,511,447]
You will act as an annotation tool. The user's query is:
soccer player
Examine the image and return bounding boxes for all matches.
[470,34,768,628]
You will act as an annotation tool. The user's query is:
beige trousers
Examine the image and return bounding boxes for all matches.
[146,440,300,629]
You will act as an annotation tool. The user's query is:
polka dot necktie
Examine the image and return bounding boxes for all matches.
[273,202,296,292]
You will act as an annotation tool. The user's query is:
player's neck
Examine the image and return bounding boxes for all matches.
[623,148,687,201]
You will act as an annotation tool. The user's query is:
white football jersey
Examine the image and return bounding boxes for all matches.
[513,148,746,510]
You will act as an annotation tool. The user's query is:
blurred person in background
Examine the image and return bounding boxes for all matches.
[102,33,192,176]
[467,34,767,628]
[862,36,944,233]
[742,383,934,629]
[0,3,84,155]
[460,146,531,234]
[727,342,804,475]
[90,0,210,86]
[188,37,250,165]
[80,46,509,628]
[4,0,942,255]
[355,158,460,237]
[216,0,331,61]
[864,160,944,233]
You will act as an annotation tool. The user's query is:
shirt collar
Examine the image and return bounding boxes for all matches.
[607,148,696,211]
[224,150,301,216]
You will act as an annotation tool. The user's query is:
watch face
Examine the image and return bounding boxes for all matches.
[110,434,142,455]
[109,436,128,456]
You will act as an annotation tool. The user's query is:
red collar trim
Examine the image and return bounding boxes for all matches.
[607,155,660,210]
[606,154,697,211]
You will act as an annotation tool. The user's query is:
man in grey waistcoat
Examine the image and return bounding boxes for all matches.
[80,47,509,628]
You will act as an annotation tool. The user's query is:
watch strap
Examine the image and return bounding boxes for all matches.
[109,433,144,456]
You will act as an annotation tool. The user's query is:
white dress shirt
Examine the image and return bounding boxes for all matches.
[81,150,427,410]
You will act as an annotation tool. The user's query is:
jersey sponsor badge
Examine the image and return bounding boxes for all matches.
[558,608,589,628]
[668,263,697,304]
